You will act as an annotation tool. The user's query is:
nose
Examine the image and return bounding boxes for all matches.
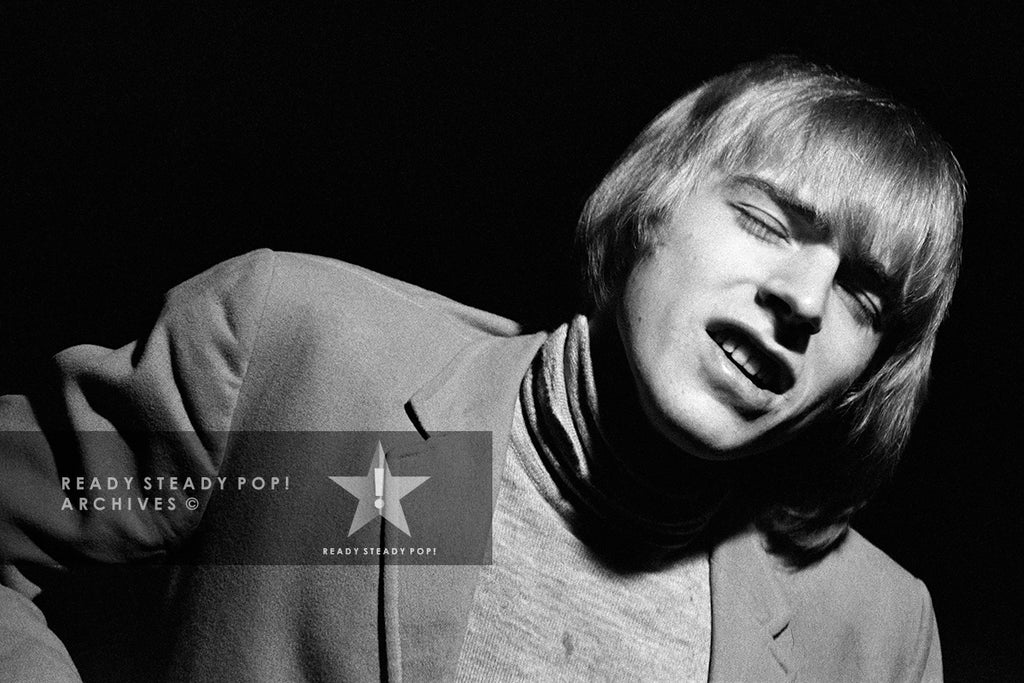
[756,246,840,335]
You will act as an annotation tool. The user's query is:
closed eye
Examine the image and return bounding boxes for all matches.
[835,280,884,330]
[732,203,789,243]
[835,259,890,331]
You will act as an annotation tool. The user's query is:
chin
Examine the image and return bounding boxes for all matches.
[636,387,767,461]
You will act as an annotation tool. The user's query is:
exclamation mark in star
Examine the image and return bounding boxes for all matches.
[373,442,385,513]
[330,440,430,537]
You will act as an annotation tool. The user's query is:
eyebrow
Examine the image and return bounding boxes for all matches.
[728,174,898,301]
[728,174,822,230]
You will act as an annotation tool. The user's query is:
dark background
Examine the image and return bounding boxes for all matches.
[2,2,1020,678]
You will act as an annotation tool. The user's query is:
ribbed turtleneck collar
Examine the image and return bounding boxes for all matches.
[518,315,730,556]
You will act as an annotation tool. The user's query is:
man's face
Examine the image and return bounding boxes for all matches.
[616,172,886,459]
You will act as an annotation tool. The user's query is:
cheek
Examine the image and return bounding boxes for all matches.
[619,261,670,345]
[621,249,711,321]
[813,322,881,392]
[620,276,698,372]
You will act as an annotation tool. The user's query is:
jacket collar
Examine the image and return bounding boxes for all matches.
[394,330,794,682]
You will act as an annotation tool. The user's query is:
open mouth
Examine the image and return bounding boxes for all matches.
[707,323,794,395]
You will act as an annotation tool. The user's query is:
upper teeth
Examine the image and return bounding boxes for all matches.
[716,333,773,388]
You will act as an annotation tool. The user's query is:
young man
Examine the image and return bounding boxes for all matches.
[1,57,963,681]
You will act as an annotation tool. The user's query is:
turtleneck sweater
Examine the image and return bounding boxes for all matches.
[454,316,715,681]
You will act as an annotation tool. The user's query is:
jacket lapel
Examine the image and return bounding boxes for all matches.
[405,331,546,503]
[385,331,545,681]
[709,524,795,682]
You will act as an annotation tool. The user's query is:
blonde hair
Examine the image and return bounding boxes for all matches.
[577,57,965,561]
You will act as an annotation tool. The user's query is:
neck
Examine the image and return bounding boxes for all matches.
[587,311,733,501]
[517,313,733,562]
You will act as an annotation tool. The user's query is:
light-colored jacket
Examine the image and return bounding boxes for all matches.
[1,250,941,681]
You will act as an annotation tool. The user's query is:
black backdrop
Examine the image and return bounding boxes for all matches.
[2,3,1020,678]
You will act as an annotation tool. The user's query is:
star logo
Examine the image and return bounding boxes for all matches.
[329,441,429,537]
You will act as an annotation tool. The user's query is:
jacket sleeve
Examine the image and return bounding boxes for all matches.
[0,581,81,681]
[0,249,277,567]
[908,579,943,682]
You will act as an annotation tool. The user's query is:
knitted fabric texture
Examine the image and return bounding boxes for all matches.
[455,316,714,681]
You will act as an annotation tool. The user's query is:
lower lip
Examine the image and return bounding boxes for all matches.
[703,334,775,414]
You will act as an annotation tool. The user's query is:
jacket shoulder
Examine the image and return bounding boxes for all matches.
[782,529,941,680]
[266,251,523,339]
[793,528,928,620]
[184,250,533,431]
[169,248,524,341]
